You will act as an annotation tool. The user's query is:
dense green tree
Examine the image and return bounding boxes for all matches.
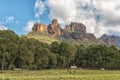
[67,44,77,66]
[34,48,49,69]
[75,45,87,67]
[0,30,19,70]
[1,30,120,70]
[59,41,77,68]
[48,52,57,68]
[51,41,60,54]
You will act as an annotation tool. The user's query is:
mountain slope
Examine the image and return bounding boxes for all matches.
[24,34,59,44]
[100,34,120,48]
[25,19,120,48]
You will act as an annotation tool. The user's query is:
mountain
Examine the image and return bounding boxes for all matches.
[27,19,120,48]
[100,34,120,48]
[62,22,96,42]
[30,19,96,42]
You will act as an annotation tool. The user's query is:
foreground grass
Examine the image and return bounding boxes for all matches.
[0,69,120,80]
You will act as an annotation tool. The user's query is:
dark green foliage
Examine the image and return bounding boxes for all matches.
[0,30,19,70]
[50,41,60,54]
[75,45,87,67]
[0,30,120,70]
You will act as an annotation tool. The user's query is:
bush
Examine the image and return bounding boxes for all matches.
[8,64,15,70]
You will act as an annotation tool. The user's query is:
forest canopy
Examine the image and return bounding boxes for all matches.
[0,30,120,70]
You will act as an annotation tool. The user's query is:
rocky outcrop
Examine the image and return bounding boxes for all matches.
[32,23,47,33]
[31,19,96,42]
[85,33,96,42]
[47,19,62,37]
[63,22,96,42]
[100,34,120,48]
[64,22,86,32]
[70,22,86,33]
[71,32,96,42]
[30,19,120,48]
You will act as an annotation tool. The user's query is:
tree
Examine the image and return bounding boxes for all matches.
[59,41,77,68]
[67,44,77,66]
[0,30,19,70]
[14,37,34,69]
[51,41,60,54]
[48,52,57,68]
[34,48,49,69]
[75,45,87,67]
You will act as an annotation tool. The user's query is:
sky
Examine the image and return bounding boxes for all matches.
[0,0,120,38]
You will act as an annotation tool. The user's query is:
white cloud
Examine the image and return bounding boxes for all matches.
[0,16,19,25]
[35,0,120,37]
[0,16,19,31]
[5,16,15,23]
[15,21,19,24]
[23,21,36,32]
[0,16,15,30]
[0,24,8,30]
[34,0,46,18]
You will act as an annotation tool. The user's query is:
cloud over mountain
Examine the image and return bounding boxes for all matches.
[0,16,16,30]
[35,0,120,37]
[0,24,8,30]
[23,21,36,32]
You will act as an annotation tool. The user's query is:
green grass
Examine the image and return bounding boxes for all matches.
[0,69,120,80]
[24,34,59,44]
[23,33,100,45]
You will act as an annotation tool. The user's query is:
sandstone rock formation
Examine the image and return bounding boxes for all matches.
[70,22,86,33]
[32,23,47,33]
[63,22,96,42]
[47,19,62,37]
[31,19,96,42]
[30,19,120,48]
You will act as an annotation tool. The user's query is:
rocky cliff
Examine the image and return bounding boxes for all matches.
[63,22,96,42]
[31,19,96,42]
[47,19,62,37]
[100,34,120,48]
[32,23,47,33]
[30,19,120,48]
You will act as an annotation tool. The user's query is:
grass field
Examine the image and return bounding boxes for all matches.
[0,69,120,80]
[25,35,59,44]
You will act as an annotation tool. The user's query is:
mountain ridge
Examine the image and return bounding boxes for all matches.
[28,19,120,48]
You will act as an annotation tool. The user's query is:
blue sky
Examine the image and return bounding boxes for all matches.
[0,0,120,37]
[0,0,50,35]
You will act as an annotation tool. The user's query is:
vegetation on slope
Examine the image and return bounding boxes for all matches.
[0,30,120,70]
[24,34,59,44]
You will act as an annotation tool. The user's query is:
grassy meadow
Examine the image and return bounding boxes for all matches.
[25,34,59,44]
[0,69,120,80]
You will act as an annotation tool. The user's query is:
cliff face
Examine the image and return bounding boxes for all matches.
[31,19,96,42]
[47,19,62,37]
[30,19,120,48]
[32,23,47,33]
[70,22,86,33]
[63,22,96,42]
[100,34,120,48]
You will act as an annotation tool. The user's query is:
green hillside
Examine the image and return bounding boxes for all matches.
[23,34,100,45]
[24,34,59,44]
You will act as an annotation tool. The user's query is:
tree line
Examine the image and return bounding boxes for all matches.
[0,30,120,70]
